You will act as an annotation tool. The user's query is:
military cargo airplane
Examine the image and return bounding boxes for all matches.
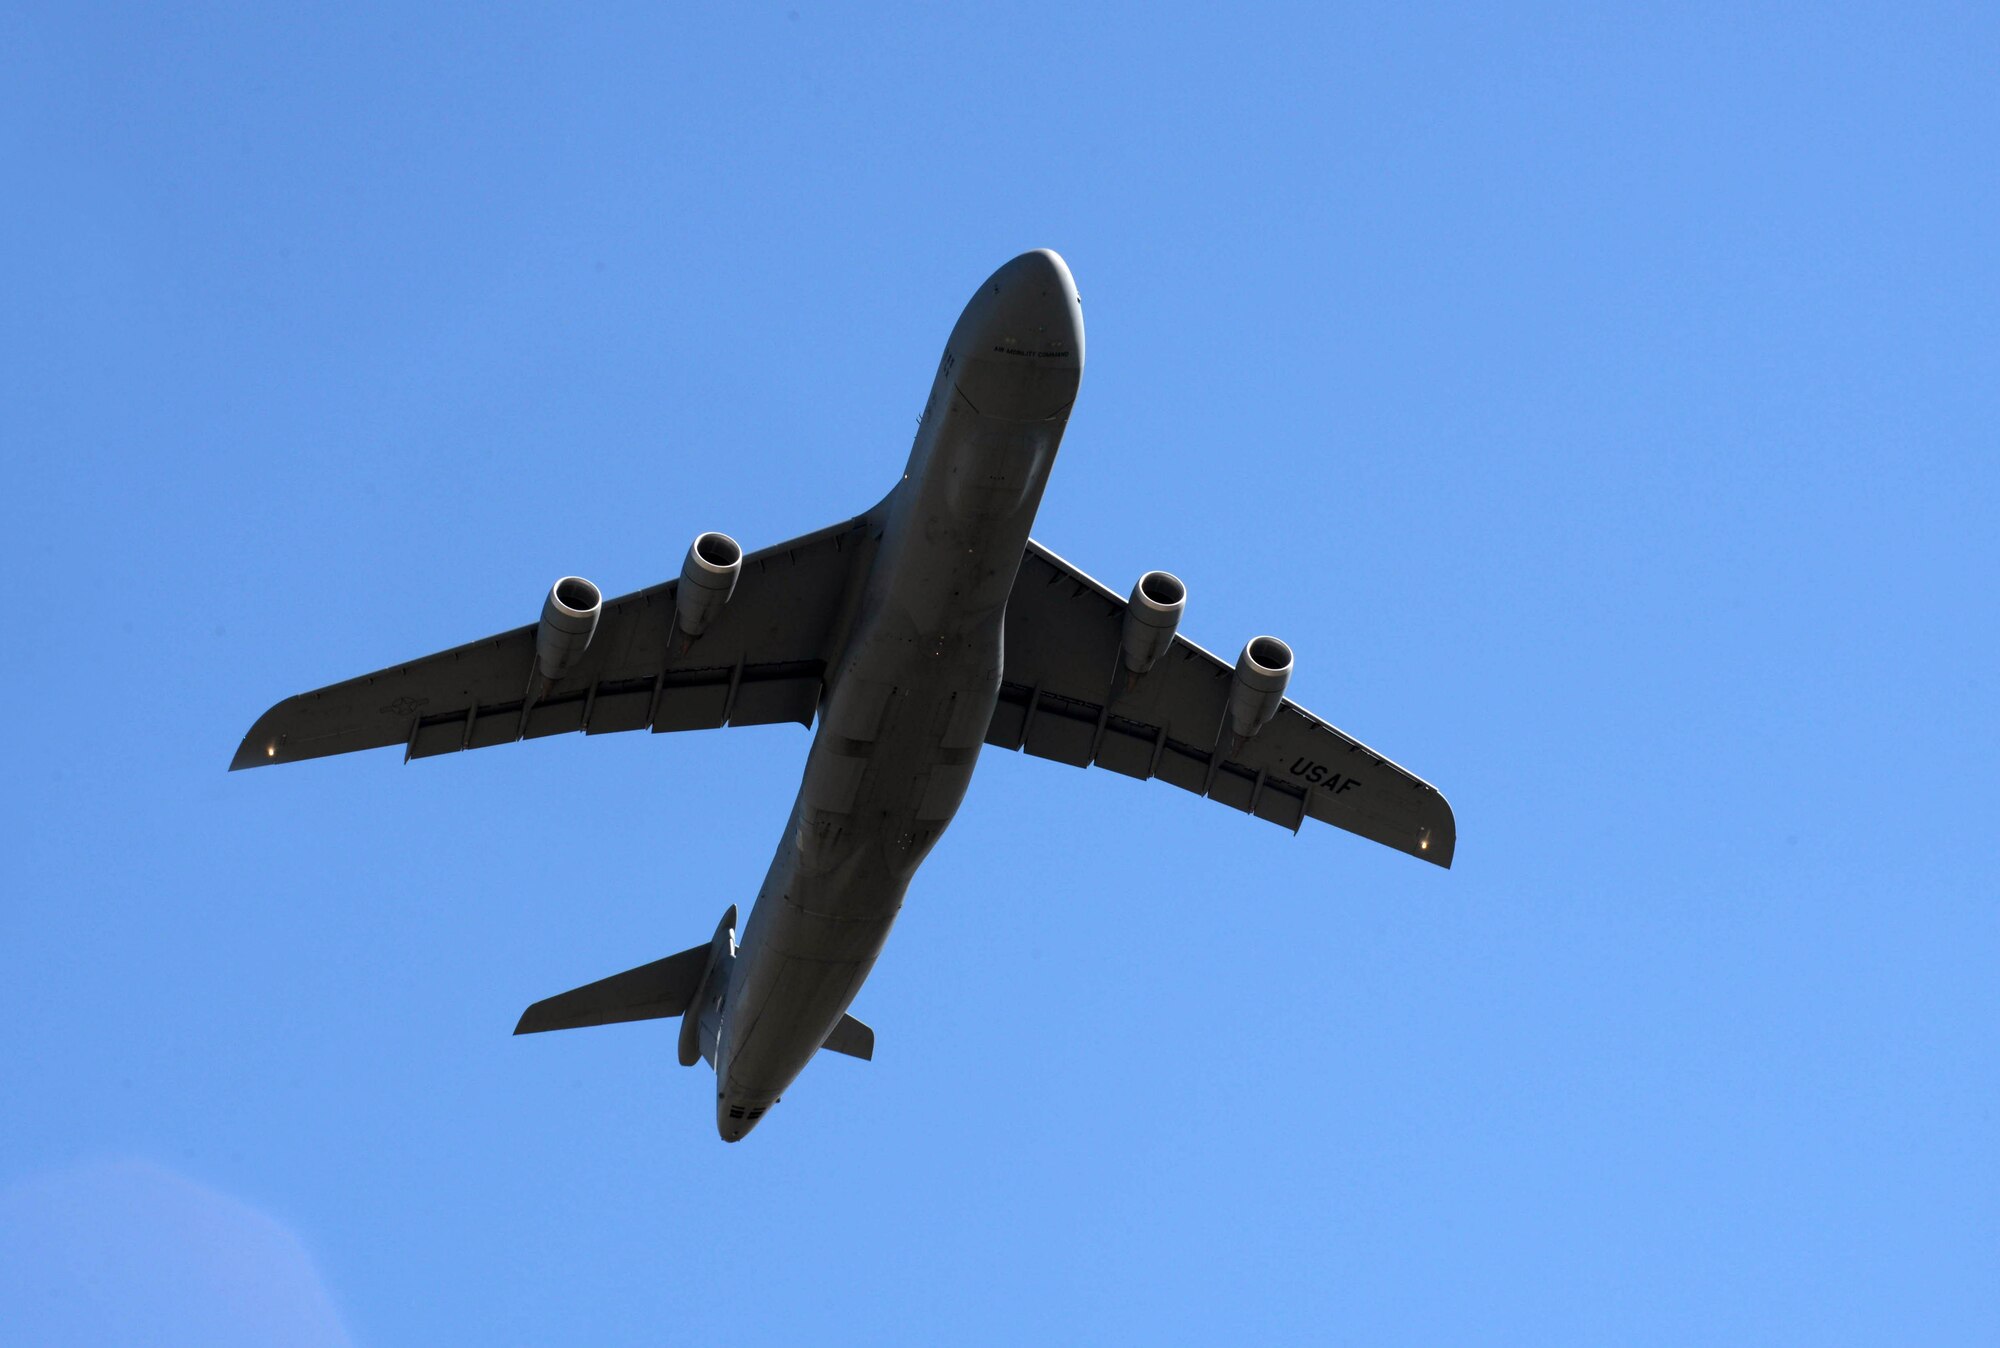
[233,250,1455,1141]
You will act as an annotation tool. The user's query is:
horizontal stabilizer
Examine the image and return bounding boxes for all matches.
[820,1013,874,1061]
[515,943,711,1035]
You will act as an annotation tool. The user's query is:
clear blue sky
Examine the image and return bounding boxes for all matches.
[3,4,1994,1344]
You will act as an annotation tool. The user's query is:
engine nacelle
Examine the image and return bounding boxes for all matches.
[1120,570,1186,674]
[676,531,743,638]
[1228,636,1293,739]
[536,576,603,681]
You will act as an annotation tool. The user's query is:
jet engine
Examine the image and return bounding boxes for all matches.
[676,532,743,637]
[1120,570,1186,674]
[536,576,603,681]
[1227,636,1293,739]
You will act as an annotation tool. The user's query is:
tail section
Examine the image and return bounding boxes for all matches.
[678,907,737,1067]
[514,905,737,1069]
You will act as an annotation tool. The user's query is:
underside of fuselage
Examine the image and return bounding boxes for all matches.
[712,249,1085,1140]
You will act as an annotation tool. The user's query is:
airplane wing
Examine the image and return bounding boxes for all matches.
[989,540,1455,867]
[232,515,875,770]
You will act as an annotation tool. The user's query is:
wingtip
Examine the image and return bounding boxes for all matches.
[1418,830,1456,869]
[1418,791,1457,869]
[513,994,565,1035]
[232,700,293,771]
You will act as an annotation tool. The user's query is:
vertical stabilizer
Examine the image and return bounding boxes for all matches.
[678,905,739,1068]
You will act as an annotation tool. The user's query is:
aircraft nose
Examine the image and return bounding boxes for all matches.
[717,1094,772,1142]
[948,249,1084,419]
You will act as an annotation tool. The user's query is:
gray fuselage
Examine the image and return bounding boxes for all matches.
[713,251,1084,1140]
